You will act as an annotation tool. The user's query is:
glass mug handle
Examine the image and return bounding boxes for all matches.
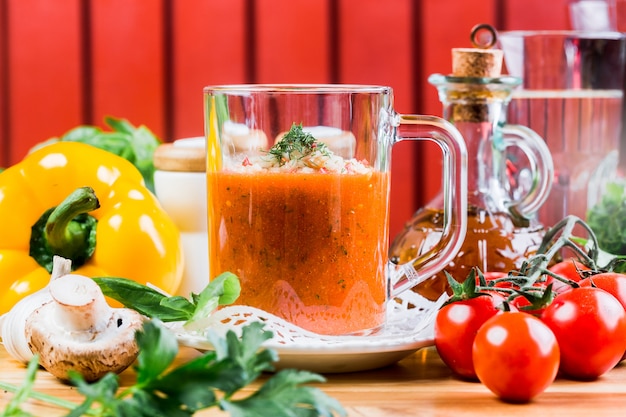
[390,115,468,297]
[500,124,554,218]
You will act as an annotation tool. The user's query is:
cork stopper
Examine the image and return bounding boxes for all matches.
[154,139,206,172]
[446,24,507,123]
[452,48,503,77]
[451,24,503,77]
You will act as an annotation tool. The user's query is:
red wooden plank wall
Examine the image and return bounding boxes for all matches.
[0,0,573,240]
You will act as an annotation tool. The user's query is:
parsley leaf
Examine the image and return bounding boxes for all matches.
[587,180,626,259]
[222,369,343,417]
[62,320,345,417]
[268,123,331,165]
[2,274,345,416]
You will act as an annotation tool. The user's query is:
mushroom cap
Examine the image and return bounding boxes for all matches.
[26,303,144,381]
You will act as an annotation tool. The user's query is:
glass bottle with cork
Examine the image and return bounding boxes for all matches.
[389,24,554,300]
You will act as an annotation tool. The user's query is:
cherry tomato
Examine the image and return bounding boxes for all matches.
[483,271,507,279]
[549,258,590,294]
[475,271,512,289]
[472,312,560,403]
[579,272,626,311]
[434,292,508,380]
[579,272,626,360]
[541,286,626,380]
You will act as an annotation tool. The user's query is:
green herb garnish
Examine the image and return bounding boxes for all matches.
[268,123,331,166]
[1,274,345,416]
[93,271,241,330]
[0,321,346,417]
[587,180,626,257]
[0,353,41,417]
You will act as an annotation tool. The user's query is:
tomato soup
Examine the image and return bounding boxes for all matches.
[207,170,390,335]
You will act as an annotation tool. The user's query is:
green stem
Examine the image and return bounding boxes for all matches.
[29,186,100,273]
[0,381,97,415]
[45,187,100,256]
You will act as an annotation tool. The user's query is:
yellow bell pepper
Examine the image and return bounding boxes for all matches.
[0,141,184,314]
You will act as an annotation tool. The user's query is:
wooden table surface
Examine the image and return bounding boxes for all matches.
[2,343,626,416]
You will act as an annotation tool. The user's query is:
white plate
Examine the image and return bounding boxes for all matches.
[172,291,444,374]
[176,322,435,373]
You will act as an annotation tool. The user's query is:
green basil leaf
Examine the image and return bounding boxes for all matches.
[105,116,161,192]
[184,272,241,330]
[94,277,194,322]
[104,116,136,135]
[74,132,135,161]
[94,272,241,325]
[60,125,102,141]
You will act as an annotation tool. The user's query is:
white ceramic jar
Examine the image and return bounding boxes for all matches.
[153,137,208,296]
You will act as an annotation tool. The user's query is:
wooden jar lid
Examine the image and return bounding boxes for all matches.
[153,141,206,172]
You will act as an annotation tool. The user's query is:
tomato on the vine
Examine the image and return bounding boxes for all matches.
[541,286,626,380]
[435,270,511,380]
[579,272,626,360]
[435,292,508,380]
[480,271,508,284]
[472,311,560,403]
[482,271,507,280]
[475,271,514,290]
[579,272,626,311]
[549,258,591,294]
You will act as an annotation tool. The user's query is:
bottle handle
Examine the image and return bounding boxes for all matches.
[500,124,554,219]
[389,115,468,297]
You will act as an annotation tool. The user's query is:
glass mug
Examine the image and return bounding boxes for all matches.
[203,84,468,336]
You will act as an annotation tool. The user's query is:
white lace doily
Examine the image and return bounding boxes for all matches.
[171,289,445,354]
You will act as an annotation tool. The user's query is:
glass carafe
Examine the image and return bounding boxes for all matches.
[389,74,554,300]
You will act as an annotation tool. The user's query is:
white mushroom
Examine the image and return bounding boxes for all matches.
[25,272,144,381]
[0,256,72,363]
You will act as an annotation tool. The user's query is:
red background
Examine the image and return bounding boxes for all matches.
[0,0,574,239]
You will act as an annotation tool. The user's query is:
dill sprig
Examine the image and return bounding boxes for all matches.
[268,123,331,166]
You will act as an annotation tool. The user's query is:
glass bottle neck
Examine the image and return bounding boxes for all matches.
[429,75,521,210]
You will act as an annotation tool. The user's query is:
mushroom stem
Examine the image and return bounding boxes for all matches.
[48,274,112,335]
[51,255,72,280]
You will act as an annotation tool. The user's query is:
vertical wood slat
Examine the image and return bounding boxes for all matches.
[89,0,166,138]
[5,0,83,164]
[0,0,7,167]
[503,0,572,30]
[170,0,248,141]
[255,0,332,83]
[418,0,500,205]
[338,0,416,240]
